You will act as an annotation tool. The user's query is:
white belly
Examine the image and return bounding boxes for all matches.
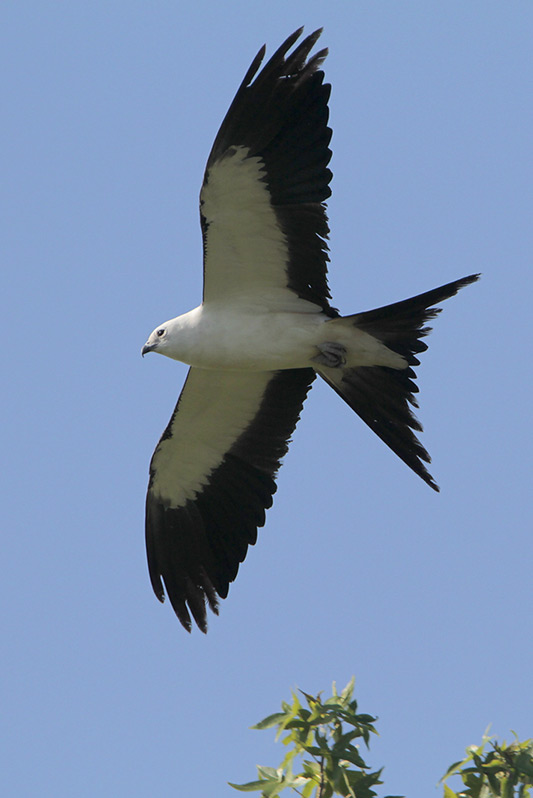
[166,302,328,370]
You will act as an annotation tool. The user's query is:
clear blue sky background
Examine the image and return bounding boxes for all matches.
[2,2,532,796]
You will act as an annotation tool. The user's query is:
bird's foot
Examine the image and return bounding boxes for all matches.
[312,341,347,368]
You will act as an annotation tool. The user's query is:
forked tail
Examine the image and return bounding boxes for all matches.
[316,274,480,491]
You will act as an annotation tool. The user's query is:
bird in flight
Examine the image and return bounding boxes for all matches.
[142,28,479,632]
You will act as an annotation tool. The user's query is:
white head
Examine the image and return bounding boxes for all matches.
[141,319,173,358]
[141,309,198,363]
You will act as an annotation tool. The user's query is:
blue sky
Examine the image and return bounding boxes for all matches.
[2,2,532,796]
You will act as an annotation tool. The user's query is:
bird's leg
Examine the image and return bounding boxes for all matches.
[312,341,347,368]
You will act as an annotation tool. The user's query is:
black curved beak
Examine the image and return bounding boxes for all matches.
[141,343,155,357]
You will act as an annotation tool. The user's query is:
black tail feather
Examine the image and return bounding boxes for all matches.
[317,274,480,491]
[348,274,480,363]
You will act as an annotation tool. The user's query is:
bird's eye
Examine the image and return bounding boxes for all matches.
[156,329,165,337]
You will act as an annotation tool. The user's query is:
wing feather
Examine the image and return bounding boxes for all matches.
[200,29,336,314]
[146,367,315,631]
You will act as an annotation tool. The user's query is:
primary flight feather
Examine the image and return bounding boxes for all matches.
[142,28,479,632]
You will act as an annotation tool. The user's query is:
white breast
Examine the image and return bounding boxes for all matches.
[164,301,328,371]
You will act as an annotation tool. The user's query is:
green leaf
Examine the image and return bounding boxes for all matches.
[262,780,285,798]
[301,780,316,798]
[339,769,357,798]
[442,759,471,781]
[340,677,355,703]
[332,729,365,751]
[516,750,533,778]
[340,749,368,769]
[302,760,321,778]
[442,785,459,798]
[279,747,297,772]
[502,774,518,798]
[253,713,288,730]
[486,769,504,794]
[228,779,271,792]
[256,766,280,780]
[353,714,378,726]
[306,746,329,757]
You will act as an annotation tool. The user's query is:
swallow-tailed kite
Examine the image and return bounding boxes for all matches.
[142,28,479,632]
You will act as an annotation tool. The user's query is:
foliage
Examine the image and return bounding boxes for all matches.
[229,678,401,798]
[230,678,533,798]
[441,733,533,798]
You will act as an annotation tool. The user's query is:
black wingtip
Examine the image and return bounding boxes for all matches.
[452,273,481,292]
[462,272,481,283]
[424,471,440,493]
